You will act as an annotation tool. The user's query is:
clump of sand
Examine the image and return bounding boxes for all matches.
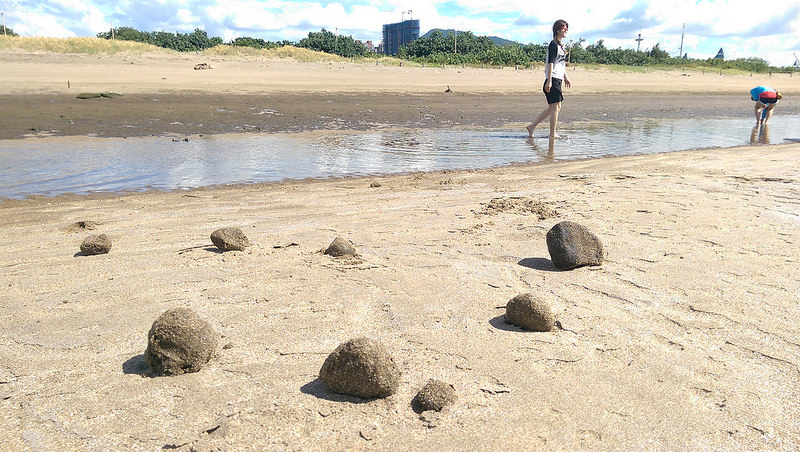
[546,220,604,270]
[210,227,250,251]
[505,293,555,332]
[80,234,112,255]
[145,308,219,376]
[413,380,457,412]
[319,337,399,398]
[324,236,357,257]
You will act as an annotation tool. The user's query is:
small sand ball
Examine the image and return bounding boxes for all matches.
[80,234,112,255]
[210,227,250,251]
[505,293,555,332]
[324,236,356,257]
[145,308,219,376]
[413,380,457,412]
[319,337,399,398]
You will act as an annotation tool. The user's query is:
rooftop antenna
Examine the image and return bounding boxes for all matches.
[635,32,643,52]
[678,23,685,58]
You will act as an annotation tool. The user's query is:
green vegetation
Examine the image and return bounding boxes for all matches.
[97,27,222,52]
[4,24,788,72]
[398,32,786,72]
[96,26,376,58]
[296,29,374,58]
[2,26,19,37]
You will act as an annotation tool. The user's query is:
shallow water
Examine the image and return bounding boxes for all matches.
[1,116,797,199]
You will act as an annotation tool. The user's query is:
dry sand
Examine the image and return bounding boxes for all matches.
[1,50,800,451]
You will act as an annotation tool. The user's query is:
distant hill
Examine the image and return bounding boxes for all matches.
[420,29,519,46]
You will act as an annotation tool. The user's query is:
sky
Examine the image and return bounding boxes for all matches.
[2,0,800,66]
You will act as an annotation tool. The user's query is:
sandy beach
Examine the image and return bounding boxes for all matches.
[1,50,800,450]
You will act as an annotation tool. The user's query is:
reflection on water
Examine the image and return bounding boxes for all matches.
[750,124,770,145]
[0,115,797,199]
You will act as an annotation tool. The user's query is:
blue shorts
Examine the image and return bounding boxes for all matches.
[543,78,563,104]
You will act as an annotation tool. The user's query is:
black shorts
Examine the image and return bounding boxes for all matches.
[543,78,563,104]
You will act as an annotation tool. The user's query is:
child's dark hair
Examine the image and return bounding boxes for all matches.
[552,19,568,38]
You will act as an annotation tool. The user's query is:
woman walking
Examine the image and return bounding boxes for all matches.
[526,19,571,139]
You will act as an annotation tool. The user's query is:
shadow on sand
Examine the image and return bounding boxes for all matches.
[122,354,153,377]
[300,378,372,404]
[517,257,560,272]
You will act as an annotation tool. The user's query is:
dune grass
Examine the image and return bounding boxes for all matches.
[0,35,176,55]
[0,36,412,66]
[203,44,347,62]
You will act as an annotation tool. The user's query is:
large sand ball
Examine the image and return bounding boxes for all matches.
[546,220,604,270]
[80,234,112,255]
[413,380,457,412]
[505,293,555,332]
[319,337,399,398]
[210,227,250,251]
[324,236,356,257]
[145,308,218,376]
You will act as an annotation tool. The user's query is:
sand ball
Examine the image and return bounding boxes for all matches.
[413,380,457,412]
[80,234,112,255]
[145,307,218,376]
[505,293,555,332]
[546,220,604,270]
[319,337,399,398]
[324,236,356,257]
[210,227,250,251]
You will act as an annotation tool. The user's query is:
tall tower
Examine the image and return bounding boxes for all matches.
[382,19,420,56]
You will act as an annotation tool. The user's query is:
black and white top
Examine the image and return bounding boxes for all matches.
[545,39,567,80]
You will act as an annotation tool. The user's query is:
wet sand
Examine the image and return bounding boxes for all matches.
[1,50,800,450]
[2,51,798,139]
[1,91,783,140]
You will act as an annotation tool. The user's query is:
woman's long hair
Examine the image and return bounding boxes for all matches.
[552,19,568,39]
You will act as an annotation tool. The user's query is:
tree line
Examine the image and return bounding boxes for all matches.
[400,30,777,72]
[94,26,784,72]
[96,27,371,57]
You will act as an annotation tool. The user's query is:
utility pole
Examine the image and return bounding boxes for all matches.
[1,11,6,37]
[678,23,685,58]
[635,33,643,52]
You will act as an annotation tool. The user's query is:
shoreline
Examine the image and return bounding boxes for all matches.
[2,113,798,202]
[2,140,797,206]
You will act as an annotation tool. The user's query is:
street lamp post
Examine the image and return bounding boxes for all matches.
[1,11,6,37]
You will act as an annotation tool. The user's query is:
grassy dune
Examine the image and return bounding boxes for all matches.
[0,36,409,65]
[203,44,345,62]
[0,35,175,55]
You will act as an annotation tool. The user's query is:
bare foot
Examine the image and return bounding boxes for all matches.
[526,124,534,138]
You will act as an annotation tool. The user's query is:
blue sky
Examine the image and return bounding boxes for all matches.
[2,0,799,66]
